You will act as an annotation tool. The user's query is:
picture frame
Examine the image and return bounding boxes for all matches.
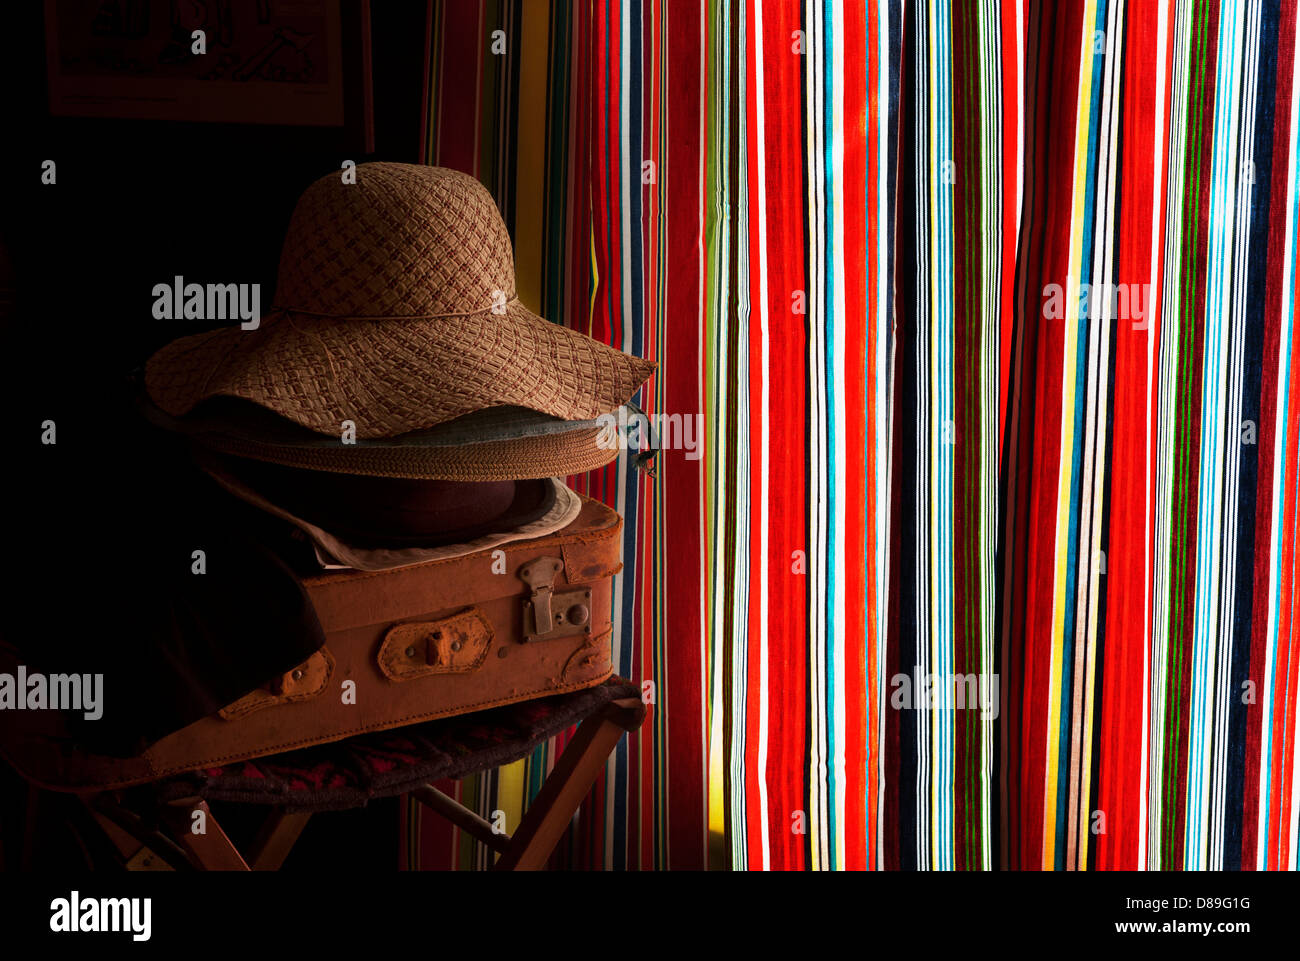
[44,0,370,139]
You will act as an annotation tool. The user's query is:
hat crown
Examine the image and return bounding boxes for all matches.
[273,163,515,318]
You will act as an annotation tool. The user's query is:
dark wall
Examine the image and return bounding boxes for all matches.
[1,1,427,388]
[0,2,429,871]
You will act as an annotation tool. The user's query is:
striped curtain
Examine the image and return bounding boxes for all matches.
[410,0,1300,871]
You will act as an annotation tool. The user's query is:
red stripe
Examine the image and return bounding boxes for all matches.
[1243,0,1297,870]
[758,0,810,871]
[1095,0,1162,871]
[863,0,883,870]
[658,0,708,870]
[842,0,870,873]
[434,0,485,174]
[1266,207,1300,867]
[637,0,662,872]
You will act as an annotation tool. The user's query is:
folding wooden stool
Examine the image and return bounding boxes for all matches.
[14,679,644,871]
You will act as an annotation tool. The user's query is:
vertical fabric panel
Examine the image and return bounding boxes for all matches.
[413,0,1300,872]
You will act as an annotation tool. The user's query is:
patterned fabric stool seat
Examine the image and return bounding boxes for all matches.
[29,679,644,872]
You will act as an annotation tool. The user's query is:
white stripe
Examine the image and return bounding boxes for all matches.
[751,0,773,873]
[830,0,850,873]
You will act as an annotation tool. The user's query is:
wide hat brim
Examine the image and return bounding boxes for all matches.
[135,392,626,481]
[191,424,619,481]
[144,300,655,438]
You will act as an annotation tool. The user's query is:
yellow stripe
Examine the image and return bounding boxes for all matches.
[514,1,551,313]
[589,213,599,332]
[496,758,528,847]
[1042,2,1097,870]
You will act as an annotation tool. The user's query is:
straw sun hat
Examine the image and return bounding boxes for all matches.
[144,162,654,477]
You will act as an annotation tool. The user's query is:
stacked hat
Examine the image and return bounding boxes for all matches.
[141,163,654,568]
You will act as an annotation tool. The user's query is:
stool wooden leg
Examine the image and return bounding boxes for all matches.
[494,697,644,871]
[87,807,175,870]
[413,785,511,855]
[89,795,300,871]
[161,798,251,871]
[247,810,313,871]
[88,794,199,871]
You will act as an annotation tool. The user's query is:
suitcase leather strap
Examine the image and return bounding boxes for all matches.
[218,648,336,720]
[378,607,495,682]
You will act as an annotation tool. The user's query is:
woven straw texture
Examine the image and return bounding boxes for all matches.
[144,163,655,438]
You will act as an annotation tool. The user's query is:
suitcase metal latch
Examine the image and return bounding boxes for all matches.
[519,556,592,642]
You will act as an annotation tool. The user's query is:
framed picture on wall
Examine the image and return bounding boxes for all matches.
[44,0,372,138]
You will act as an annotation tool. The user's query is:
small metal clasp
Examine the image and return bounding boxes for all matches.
[518,556,594,642]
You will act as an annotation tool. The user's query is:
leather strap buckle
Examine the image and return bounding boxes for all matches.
[379,608,494,681]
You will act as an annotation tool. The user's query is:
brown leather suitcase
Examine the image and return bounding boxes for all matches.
[0,494,622,791]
